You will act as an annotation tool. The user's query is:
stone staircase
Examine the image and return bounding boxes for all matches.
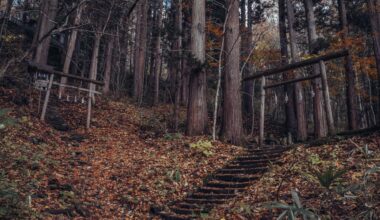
[158,145,290,219]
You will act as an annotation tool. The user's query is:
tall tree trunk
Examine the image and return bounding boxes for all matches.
[187,0,208,135]
[103,37,114,94]
[242,0,253,121]
[174,0,183,131]
[181,1,191,106]
[240,0,246,25]
[304,0,327,138]
[22,0,30,23]
[153,0,164,105]
[133,0,147,104]
[59,5,83,96]
[89,34,101,96]
[246,0,255,132]
[368,0,380,124]
[0,0,13,62]
[287,0,308,141]
[222,0,243,144]
[338,0,358,130]
[279,0,297,137]
[181,33,190,106]
[33,0,58,65]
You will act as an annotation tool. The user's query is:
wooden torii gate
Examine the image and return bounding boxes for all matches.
[243,49,349,146]
[28,62,104,129]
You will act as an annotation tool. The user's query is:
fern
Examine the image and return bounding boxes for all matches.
[315,166,347,190]
[264,191,318,220]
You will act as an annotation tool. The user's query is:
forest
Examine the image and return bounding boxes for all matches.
[0,0,379,219]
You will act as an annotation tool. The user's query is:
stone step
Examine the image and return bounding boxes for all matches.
[205,180,250,189]
[224,162,271,170]
[197,186,244,195]
[213,174,260,182]
[246,144,286,149]
[248,148,288,155]
[175,202,212,210]
[239,153,283,160]
[159,212,193,220]
[231,158,277,165]
[189,192,235,200]
[216,167,268,175]
[171,207,204,216]
[183,198,228,205]
[157,145,290,219]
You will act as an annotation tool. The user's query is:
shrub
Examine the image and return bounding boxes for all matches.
[190,140,213,157]
[0,108,15,131]
[0,174,31,219]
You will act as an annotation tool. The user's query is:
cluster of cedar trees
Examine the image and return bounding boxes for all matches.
[2,0,380,144]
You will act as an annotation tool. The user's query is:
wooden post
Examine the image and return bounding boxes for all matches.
[86,84,92,129]
[320,60,335,135]
[40,74,54,121]
[259,76,266,147]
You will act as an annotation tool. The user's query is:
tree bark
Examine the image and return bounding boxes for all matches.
[287,0,308,141]
[152,0,163,105]
[103,37,114,94]
[338,0,358,130]
[33,0,58,65]
[187,0,208,135]
[133,0,147,104]
[242,0,255,127]
[89,34,101,96]
[259,77,266,146]
[368,0,380,124]
[279,0,297,137]
[174,0,183,131]
[319,60,335,135]
[222,0,243,145]
[304,0,327,138]
[87,33,101,129]
[59,5,83,96]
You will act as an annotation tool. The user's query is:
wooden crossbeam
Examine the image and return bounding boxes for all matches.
[28,61,104,86]
[52,82,102,95]
[264,74,321,90]
[243,49,348,81]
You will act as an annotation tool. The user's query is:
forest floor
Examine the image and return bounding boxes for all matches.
[0,84,379,219]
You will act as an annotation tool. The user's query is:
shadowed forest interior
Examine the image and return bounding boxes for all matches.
[0,0,379,219]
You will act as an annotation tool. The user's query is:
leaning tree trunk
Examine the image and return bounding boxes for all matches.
[287,0,308,141]
[133,0,148,104]
[187,0,208,135]
[33,0,58,65]
[338,0,358,130]
[304,0,327,138]
[222,0,243,145]
[368,0,380,124]
[59,5,83,96]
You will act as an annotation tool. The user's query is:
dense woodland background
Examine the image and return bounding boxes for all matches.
[0,0,379,219]
[1,0,380,142]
